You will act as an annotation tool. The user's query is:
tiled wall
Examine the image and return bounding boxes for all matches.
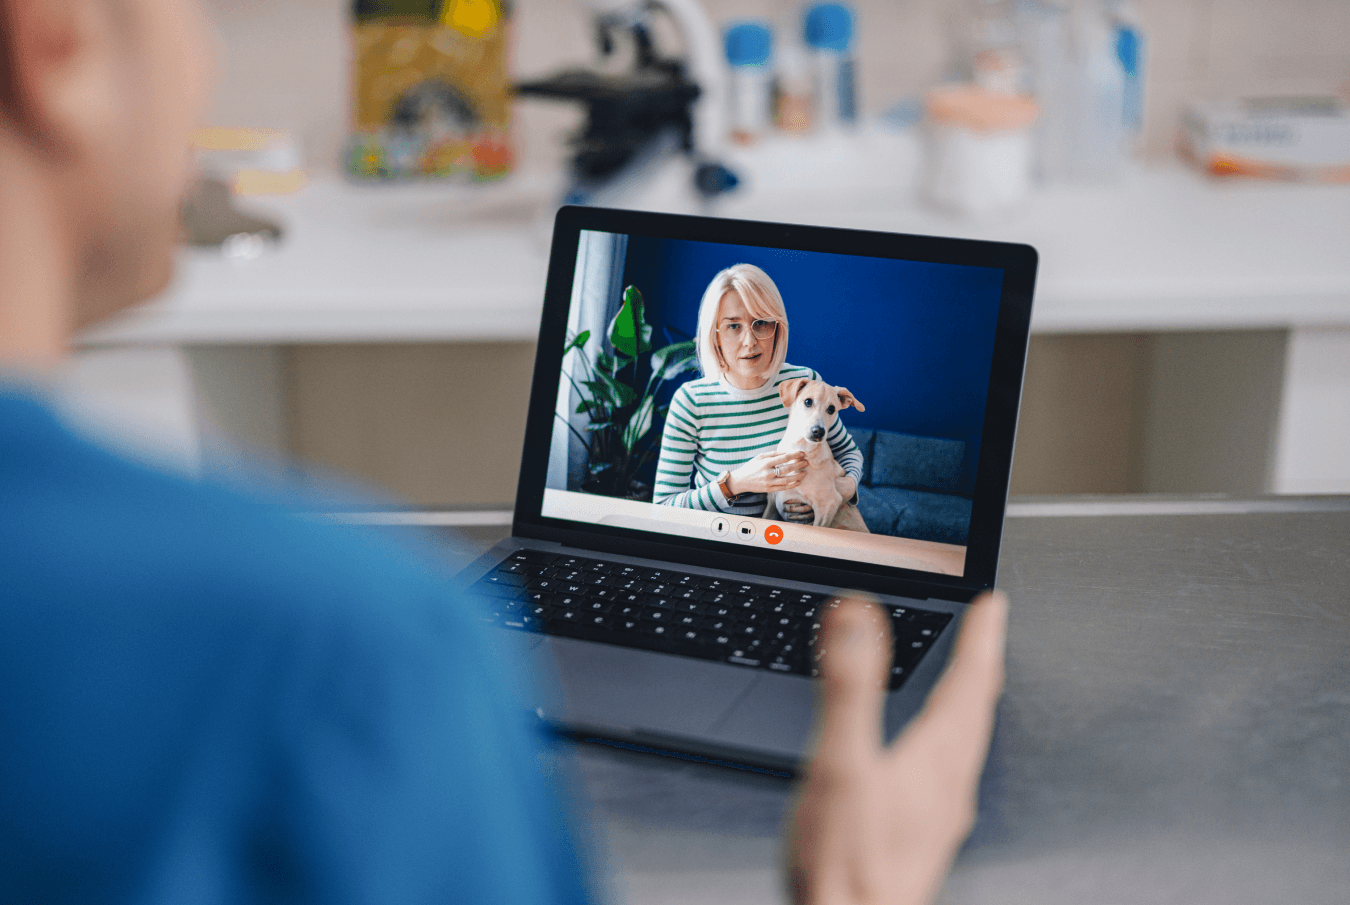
[206,0,1350,173]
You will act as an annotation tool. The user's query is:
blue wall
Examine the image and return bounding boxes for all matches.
[620,236,1004,493]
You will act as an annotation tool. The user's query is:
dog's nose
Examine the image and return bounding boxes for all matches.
[809,425,826,442]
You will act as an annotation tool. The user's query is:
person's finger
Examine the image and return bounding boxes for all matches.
[895,591,1007,772]
[811,596,892,769]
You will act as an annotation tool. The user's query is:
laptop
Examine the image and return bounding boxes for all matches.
[459,205,1036,772]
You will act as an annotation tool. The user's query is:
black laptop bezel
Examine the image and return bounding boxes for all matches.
[513,206,1036,603]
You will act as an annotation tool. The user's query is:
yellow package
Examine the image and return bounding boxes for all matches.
[348,0,513,180]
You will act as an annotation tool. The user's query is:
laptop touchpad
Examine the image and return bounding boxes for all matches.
[709,674,816,759]
[545,637,761,737]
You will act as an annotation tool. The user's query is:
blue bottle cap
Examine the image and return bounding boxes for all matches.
[1115,26,1141,76]
[724,21,773,67]
[804,3,854,53]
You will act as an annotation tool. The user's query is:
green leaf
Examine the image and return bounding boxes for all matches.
[608,285,653,358]
[650,340,697,379]
[597,351,632,378]
[585,372,635,409]
[563,329,591,355]
[623,394,655,452]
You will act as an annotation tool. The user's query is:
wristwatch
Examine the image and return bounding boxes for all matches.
[717,471,739,503]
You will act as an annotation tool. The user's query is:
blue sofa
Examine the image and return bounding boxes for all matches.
[847,428,974,546]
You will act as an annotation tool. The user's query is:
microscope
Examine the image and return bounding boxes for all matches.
[515,0,738,209]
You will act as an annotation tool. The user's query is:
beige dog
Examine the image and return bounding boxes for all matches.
[763,378,870,532]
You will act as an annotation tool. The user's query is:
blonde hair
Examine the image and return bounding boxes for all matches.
[695,264,790,381]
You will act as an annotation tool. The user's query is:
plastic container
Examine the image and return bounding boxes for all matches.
[924,84,1038,216]
[725,21,775,144]
[803,3,857,129]
[1022,0,1126,181]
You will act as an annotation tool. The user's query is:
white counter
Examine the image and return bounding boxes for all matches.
[77,164,1350,346]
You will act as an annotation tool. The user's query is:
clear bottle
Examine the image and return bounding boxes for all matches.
[1070,0,1127,178]
[803,3,857,129]
[1021,0,1126,181]
[942,0,1024,90]
[1106,0,1147,154]
[774,42,814,133]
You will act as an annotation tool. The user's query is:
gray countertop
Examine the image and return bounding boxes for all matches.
[372,497,1350,905]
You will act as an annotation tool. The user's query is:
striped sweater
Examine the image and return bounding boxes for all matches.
[653,363,865,515]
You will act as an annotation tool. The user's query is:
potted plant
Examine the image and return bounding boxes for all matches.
[560,285,698,500]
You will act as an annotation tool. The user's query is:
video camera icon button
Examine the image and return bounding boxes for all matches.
[710,516,731,537]
[736,521,757,540]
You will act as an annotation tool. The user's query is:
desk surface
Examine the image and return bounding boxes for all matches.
[78,163,1350,347]
[394,496,1350,905]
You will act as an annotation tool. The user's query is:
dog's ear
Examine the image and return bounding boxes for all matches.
[836,387,865,412]
[779,377,809,408]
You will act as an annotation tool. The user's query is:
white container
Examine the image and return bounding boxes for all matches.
[803,3,857,130]
[924,85,1038,217]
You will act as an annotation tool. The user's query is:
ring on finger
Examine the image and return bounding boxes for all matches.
[774,464,781,477]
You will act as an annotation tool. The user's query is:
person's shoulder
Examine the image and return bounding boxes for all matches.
[776,363,816,383]
[0,392,472,639]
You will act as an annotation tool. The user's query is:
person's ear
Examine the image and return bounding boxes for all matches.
[779,377,809,408]
[0,0,121,155]
[836,387,865,412]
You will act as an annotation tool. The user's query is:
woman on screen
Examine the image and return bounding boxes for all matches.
[653,264,864,522]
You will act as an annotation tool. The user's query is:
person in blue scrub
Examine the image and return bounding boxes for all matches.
[0,1,1008,903]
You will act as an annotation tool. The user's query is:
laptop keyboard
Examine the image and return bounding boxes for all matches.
[469,549,952,691]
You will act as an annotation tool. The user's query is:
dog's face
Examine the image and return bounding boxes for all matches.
[778,378,865,443]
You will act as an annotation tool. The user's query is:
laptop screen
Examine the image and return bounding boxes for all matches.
[539,228,1007,579]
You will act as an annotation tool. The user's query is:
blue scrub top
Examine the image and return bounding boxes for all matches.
[0,388,593,905]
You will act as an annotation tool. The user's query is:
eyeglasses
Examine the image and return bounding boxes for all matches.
[719,319,779,340]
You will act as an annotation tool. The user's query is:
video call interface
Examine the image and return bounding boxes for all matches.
[541,229,1005,578]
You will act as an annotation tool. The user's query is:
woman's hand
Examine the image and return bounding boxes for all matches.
[785,592,1008,905]
[726,451,809,497]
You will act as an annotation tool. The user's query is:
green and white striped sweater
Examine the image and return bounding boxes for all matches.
[653,363,865,515]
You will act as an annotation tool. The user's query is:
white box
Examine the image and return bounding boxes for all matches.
[1178,96,1350,182]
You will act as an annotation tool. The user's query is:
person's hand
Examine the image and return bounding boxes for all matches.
[727,451,809,497]
[785,591,1008,905]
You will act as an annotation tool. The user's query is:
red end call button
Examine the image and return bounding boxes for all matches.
[764,525,784,545]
